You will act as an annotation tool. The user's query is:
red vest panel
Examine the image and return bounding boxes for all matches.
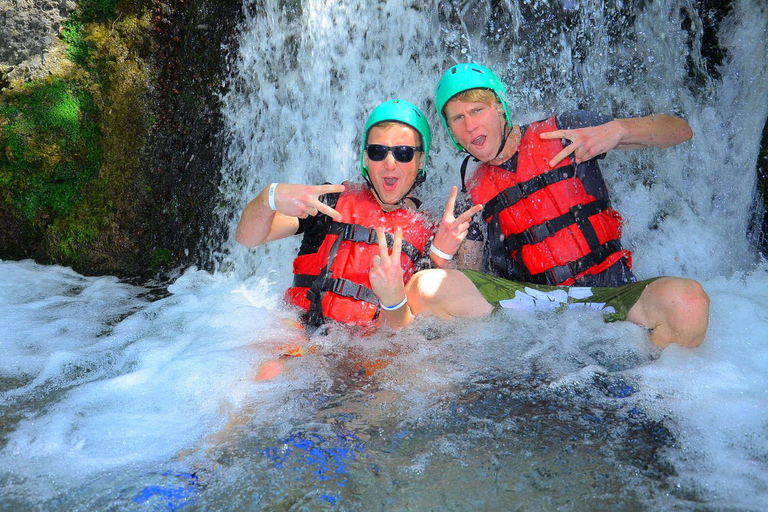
[467,117,631,285]
[285,183,432,325]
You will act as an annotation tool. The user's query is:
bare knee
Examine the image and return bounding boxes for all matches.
[671,279,710,347]
[405,269,448,315]
[406,269,492,318]
[653,278,710,348]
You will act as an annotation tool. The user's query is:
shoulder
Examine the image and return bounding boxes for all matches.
[556,110,614,130]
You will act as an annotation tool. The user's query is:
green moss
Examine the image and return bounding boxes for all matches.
[62,19,91,67]
[150,247,174,270]
[0,78,101,225]
[79,0,120,22]
[47,211,102,260]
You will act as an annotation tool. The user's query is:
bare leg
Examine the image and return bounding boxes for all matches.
[626,277,710,348]
[406,269,494,318]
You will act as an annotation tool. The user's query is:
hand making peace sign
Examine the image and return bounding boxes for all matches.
[431,186,484,263]
[271,183,346,221]
[540,122,623,167]
[369,226,407,309]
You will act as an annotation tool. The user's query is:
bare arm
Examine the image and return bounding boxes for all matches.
[455,239,484,271]
[612,114,693,149]
[541,113,693,166]
[235,183,345,247]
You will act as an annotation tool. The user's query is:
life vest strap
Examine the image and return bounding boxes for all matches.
[530,239,623,285]
[327,222,423,265]
[294,274,380,305]
[507,200,609,248]
[484,165,577,221]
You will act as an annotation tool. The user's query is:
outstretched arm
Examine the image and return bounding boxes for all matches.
[235,183,346,247]
[541,114,693,167]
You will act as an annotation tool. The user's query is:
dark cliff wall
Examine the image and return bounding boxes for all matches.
[0,0,243,279]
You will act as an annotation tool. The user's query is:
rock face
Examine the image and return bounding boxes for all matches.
[0,0,76,86]
[0,0,243,278]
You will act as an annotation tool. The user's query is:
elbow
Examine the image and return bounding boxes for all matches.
[235,228,256,248]
[681,120,693,143]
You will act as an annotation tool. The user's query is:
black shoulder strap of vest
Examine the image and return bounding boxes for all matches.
[460,155,474,193]
[483,165,577,221]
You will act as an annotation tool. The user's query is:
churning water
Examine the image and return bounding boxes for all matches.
[2,0,768,510]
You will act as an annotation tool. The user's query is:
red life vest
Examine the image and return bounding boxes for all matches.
[466,117,631,286]
[285,183,432,326]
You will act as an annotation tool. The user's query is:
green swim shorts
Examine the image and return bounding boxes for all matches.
[459,269,660,323]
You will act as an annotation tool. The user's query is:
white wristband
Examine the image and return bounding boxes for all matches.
[380,296,408,311]
[430,243,454,261]
[268,182,278,211]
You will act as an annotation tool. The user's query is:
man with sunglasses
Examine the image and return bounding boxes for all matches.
[407,63,709,349]
[235,99,435,331]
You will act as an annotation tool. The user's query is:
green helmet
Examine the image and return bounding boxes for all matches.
[360,99,431,179]
[435,63,513,151]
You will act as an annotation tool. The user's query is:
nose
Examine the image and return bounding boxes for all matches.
[464,114,478,132]
[383,151,397,168]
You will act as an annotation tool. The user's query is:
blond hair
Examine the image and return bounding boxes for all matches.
[450,88,500,107]
[443,89,508,129]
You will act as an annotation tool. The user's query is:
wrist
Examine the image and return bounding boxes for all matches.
[267,182,278,211]
[430,243,455,261]
[380,296,408,311]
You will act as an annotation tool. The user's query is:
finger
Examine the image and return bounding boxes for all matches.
[391,227,402,262]
[376,227,389,260]
[311,199,342,220]
[314,183,346,196]
[371,255,382,269]
[539,130,566,140]
[455,203,484,224]
[455,220,471,234]
[443,186,458,221]
[549,144,576,167]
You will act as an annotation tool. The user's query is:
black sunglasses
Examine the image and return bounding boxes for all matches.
[365,144,423,163]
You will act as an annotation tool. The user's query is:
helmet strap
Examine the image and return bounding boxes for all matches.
[492,122,512,163]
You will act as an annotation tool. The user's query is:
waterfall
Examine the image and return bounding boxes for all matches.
[217,0,768,283]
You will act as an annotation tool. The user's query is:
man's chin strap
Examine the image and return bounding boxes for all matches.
[363,173,424,210]
[494,123,512,162]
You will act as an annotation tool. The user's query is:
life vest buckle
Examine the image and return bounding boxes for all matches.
[331,278,364,300]
[343,223,377,244]
[547,261,576,285]
[523,220,557,245]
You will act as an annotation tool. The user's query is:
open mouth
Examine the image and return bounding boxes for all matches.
[471,135,487,147]
[382,177,399,191]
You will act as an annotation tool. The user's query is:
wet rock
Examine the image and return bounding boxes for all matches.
[0,0,76,85]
